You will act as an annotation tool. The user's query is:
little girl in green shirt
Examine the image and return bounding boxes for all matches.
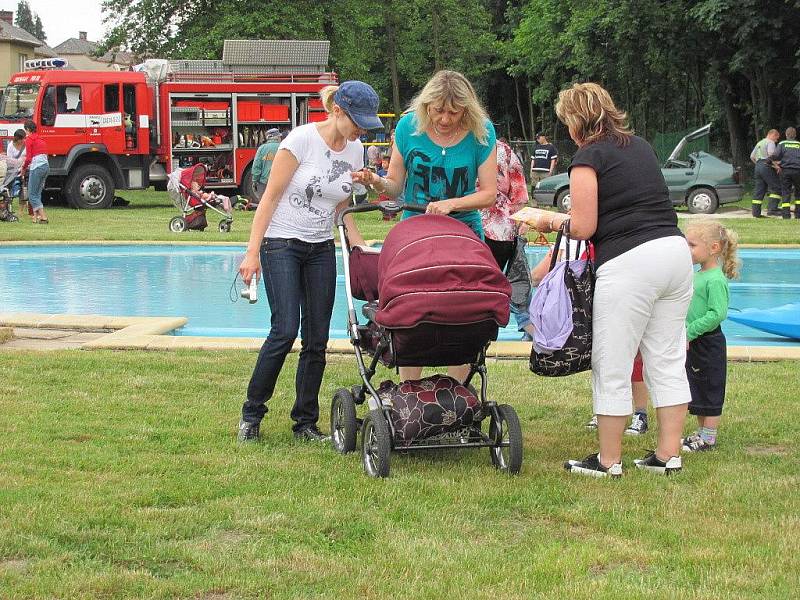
[683,220,740,451]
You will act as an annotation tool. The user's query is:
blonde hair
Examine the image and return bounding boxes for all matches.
[408,70,490,145]
[555,82,632,147]
[686,220,740,279]
[319,85,339,114]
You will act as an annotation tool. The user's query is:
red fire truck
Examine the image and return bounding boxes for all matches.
[0,40,333,208]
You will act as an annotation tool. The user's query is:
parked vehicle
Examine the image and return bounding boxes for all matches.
[532,124,743,214]
[0,41,333,209]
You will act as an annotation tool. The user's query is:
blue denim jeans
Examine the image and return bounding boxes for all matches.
[242,237,336,431]
[27,162,49,211]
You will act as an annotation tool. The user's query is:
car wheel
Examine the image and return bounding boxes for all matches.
[556,188,571,213]
[686,187,718,214]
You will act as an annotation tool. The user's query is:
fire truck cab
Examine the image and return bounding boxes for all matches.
[0,41,334,209]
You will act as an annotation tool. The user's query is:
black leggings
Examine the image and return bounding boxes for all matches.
[485,237,515,272]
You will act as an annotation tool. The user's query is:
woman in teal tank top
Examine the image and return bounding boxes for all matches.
[355,70,497,239]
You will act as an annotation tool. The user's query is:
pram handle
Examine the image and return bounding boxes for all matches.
[335,201,465,226]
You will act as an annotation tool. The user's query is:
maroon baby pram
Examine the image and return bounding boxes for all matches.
[332,201,523,478]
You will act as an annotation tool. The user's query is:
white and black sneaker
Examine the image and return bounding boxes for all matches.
[585,415,598,430]
[564,453,623,478]
[633,451,682,475]
[624,413,648,436]
[237,419,260,442]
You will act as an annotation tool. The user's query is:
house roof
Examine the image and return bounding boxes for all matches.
[0,18,50,49]
[53,36,134,64]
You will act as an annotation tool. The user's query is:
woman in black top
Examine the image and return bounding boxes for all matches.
[529,83,693,477]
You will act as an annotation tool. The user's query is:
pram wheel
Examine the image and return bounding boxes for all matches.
[488,404,523,474]
[218,219,231,233]
[169,216,187,233]
[361,410,391,478]
[330,388,358,454]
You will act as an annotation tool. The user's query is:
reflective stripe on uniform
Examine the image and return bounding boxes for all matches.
[751,199,763,205]
[781,202,792,208]
[768,193,782,199]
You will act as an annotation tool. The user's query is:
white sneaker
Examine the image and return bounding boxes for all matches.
[624,413,648,436]
[585,415,598,430]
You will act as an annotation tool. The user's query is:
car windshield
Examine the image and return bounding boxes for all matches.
[0,83,39,120]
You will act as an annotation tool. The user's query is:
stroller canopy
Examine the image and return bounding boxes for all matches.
[376,215,511,329]
[167,164,208,209]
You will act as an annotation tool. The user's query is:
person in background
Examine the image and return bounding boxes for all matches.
[21,120,48,224]
[377,156,389,178]
[3,129,26,213]
[237,81,381,443]
[355,69,497,383]
[480,138,534,339]
[749,129,782,217]
[682,220,739,452]
[529,132,558,192]
[770,126,800,219]
[250,128,282,209]
[524,83,693,477]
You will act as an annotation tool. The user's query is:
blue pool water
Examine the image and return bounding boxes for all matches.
[1,244,799,345]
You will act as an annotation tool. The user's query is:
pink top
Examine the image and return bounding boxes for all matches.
[480,140,529,242]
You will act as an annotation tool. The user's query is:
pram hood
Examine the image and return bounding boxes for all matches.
[167,164,208,209]
[375,214,511,329]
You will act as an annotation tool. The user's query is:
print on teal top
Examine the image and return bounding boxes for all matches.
[394,111,496,237]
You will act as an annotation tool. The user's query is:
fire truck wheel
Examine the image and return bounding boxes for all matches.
[65,164,115,209]
[169,216,187,233]
[240,165,257,202]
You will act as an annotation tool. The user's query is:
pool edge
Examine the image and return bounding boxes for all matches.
[1,311,798,361]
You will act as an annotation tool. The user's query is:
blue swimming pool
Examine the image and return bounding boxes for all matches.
[1,244,799,345]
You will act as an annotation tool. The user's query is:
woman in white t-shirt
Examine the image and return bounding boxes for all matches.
[237,81,383,443]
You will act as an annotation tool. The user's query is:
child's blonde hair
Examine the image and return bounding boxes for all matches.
[687,220,740,279]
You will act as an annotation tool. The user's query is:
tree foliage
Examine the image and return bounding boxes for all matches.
[14,0,46,42]
[99,0,800,165]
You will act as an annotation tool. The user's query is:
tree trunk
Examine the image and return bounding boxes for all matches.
[514,77,528,139]
[526,77,535,139]
[384,9,402,115]
[720,73,751,172]
[431,6,441,71]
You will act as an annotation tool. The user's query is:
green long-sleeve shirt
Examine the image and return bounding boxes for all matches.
[686,267,729,341]
[251,140,280,185]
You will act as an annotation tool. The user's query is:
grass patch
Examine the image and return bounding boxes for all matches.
[0,328,12,344]
[0,351,798,598]
[1,189,796,245]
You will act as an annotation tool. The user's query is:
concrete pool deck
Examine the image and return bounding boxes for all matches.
[1,311,799,361]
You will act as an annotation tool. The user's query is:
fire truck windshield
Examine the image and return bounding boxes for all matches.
[0,83,39,120]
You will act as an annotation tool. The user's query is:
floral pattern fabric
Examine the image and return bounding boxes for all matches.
[480,140,529,242]
[380,375,481,444]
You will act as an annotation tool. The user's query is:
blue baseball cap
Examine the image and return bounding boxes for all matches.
[334,81,383,131]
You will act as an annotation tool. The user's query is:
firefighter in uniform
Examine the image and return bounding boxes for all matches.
[771,127,800,219]
[749,129,782,217]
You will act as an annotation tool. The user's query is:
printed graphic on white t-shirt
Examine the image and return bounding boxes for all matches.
[266,123,364,242]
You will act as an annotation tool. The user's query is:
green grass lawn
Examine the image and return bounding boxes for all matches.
[0,352,798,598]
[0,189,797,245]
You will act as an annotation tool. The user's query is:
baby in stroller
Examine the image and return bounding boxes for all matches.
[331,201,524,478]
[0,155,19,223]
[167,163,235,233]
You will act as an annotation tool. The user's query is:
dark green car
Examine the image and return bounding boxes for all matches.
[532,124,743,214]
